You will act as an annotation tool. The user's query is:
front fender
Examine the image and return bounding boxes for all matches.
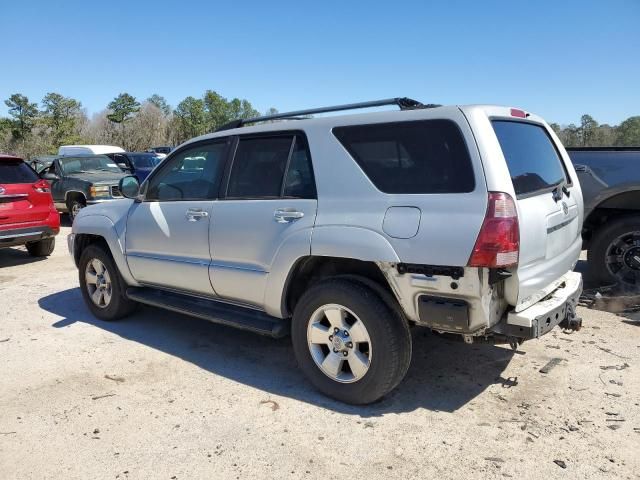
[72,211,139,287]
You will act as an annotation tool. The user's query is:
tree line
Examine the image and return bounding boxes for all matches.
[549,114,640,148]
[0,91,274,158]
[1,91,639,159]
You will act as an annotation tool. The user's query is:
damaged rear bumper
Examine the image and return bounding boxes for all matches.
[490,271,583,340]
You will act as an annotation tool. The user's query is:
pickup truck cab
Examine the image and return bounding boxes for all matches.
[39,155,128,221]
[567,147,640,287]
[68,99,584,404]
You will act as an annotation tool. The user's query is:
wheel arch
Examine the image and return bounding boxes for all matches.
[65,190,87,205]
[583,189,640,244]
[279,256,402,320]
[72,214,139,287]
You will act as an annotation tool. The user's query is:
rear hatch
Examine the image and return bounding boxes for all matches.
[465,107,583,311]
[0,159,52,228]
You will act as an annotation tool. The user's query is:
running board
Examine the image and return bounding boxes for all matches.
[125,287,289,338]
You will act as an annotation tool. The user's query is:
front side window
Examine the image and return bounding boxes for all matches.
[146,141,228,201]
[333,120,475,194]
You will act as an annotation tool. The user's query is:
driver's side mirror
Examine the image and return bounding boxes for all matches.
[41,172,59,181]
[119,176,141,200]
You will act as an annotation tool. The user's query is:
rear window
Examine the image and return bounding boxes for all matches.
[0,161,39,184]
[333,120,475,194]
[492,120,567,196]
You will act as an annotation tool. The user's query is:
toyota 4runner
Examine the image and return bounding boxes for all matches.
[68,98,584,404]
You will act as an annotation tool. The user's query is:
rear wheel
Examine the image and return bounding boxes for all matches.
[26,237,55,257]
[291,278,411,404]
[588,215,640,287]
[79,244,137,320]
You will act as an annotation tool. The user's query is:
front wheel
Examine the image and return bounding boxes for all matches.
[291,278,411,404]
[78,244,137,321]
[67,198,85,222]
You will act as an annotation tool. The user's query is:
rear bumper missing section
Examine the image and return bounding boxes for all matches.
[490,271,583,340]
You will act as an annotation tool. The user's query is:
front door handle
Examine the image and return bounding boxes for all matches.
[185,208,209,222]
[274,208,304,223]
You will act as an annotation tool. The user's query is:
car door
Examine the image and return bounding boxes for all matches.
[210,133,317,307]
[41,160,66,209]
[125,139,230,295]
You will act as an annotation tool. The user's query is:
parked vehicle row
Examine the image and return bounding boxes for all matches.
[69,99,584,404]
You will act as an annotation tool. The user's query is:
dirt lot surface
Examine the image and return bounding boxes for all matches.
[1,225,639,480]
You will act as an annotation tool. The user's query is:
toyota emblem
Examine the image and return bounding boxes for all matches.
[562,202,569,215]
[0,186,5,195]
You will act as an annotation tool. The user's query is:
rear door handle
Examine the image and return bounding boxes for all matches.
[274,208,304,223]
[185,208,209,222]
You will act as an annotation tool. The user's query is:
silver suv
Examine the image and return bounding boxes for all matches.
[68,98,584,404]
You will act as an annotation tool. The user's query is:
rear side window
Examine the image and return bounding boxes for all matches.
[227,136,292,198]
[283,136,316,198]
[492,120,567,196]
[226,134,316,199]
[0,161,39,183]
[333,120,475,194]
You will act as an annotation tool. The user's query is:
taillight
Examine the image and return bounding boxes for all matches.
[33,179,51,193]
[468,192,519,268]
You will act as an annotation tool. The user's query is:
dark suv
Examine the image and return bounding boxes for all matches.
[106,152,163,182]
[39,155,128,220]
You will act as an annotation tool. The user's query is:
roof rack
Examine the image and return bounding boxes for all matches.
[216,97,435,132]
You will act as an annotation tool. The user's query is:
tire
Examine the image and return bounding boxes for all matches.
[67,198,86,222]
[78,244,137,321]
[588,214,640,287]
[291,278,412,405]
[26,237,55,257]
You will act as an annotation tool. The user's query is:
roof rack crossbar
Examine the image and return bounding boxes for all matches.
[216,97,428,131]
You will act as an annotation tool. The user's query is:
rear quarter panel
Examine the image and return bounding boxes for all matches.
[307,107,488,267]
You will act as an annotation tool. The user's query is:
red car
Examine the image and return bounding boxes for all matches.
[0,154,60,256]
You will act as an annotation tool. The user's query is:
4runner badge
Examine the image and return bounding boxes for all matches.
[562,202,569,215]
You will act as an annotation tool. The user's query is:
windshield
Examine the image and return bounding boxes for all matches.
[128,154,162,169]
[492,120,567,196]
[59,155,122,174]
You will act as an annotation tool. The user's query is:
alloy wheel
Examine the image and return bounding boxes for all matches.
[85,258,113,308]
[605,231,640,285]
[306,304,372,383]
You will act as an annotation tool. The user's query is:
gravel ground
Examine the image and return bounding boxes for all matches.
[1,225,639,480]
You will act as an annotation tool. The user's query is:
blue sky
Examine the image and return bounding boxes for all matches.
[1,0,638,125]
